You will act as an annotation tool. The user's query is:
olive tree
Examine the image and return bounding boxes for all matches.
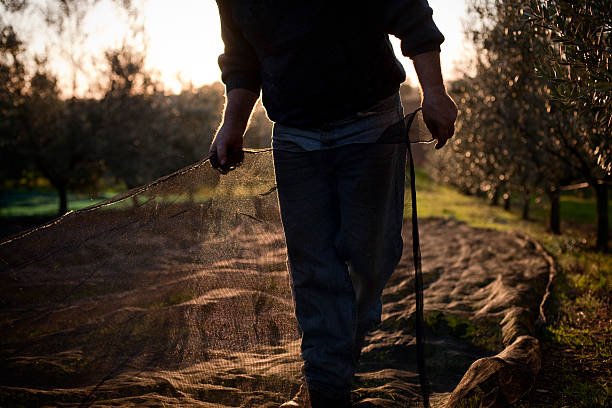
[526,0,611,250]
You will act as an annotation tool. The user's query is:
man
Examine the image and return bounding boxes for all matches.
[211,1,457,407]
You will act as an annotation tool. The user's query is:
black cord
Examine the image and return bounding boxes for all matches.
[406,106,431,408]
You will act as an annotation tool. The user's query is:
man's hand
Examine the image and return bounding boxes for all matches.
[209,88,258,173]
[209,124,245,173]
[422,87,457,150]
[412,51,458,149]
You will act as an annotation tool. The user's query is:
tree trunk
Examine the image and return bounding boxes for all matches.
[547,189,561,235]
[58,183,68,215]
[522,192,530,220]
[491,186,500,206]
[504,193,511,211]
[594,182,609,252]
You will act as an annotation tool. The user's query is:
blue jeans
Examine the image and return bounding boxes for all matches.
[272,95,406,398]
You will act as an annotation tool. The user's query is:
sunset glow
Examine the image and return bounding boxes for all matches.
[142,0,224,93]
[15,0,470,95]
[142,0,470,93]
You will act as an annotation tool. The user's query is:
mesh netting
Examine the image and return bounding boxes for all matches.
[0,111,441,407]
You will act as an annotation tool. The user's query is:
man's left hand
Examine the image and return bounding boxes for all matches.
[422,88,458,150]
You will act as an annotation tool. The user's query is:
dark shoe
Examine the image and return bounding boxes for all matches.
[280,384,310,407]
[309,387,351,408]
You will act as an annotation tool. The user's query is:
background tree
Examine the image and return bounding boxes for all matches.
[18,67,105,214]
[0,24,26,186]
[0,1,152,213]
[526,0,611,250]
[98,45,165,189]
[431,0,607,249]
[432,0,572,226]
[98,46,227,190]
[1,23,104,214]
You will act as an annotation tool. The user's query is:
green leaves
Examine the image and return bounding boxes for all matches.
[527,0,611,137]
[433,0,609,248]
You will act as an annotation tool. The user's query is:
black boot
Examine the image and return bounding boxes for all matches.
[309,387,351,408]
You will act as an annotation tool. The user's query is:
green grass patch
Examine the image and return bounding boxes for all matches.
[513,323,612,407]
[0,191,117,217]
[547,324,612,363]
[424,311,503,353]
[425,311,475,339]
[410,169,612,232]
[530,194,612,227]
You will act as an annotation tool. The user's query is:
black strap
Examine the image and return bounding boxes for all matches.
[405,107,430,408]
[377,107,430,405]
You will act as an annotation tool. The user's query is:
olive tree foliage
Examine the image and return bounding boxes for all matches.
[0,0,27,13]
[0,1,231,215]
[97,45,165,190]
[3,0,143,97]
[526,0,611,250]
[0,27,105,214]
[431,0,574,215]
[434,0,612,250]
[162,83,225,167]
[0,0,140,214]
[23,74,105,214]
[527,0,610,153]
[431,0,609,249]
[99,47,225,189]
[0,25,27,183]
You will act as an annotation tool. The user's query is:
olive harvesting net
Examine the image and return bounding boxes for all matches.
[0,110,437,407]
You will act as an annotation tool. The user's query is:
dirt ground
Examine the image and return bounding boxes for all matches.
[0,217,550,407]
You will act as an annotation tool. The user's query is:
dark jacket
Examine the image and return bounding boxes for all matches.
[216,1,444,127]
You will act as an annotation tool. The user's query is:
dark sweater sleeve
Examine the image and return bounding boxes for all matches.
[215,2,261,94]
[383,0,445,59]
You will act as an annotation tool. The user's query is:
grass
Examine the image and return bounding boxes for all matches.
[533,194,612,226]
[425,311,476,340]
[411,168,611,407]
[0,190,121,240]
[0,190,117,217]
[412,168,612,232]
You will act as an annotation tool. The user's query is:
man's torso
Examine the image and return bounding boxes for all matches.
[222,0,407,127]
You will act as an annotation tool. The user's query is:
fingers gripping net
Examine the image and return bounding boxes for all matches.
[0,111,428,407]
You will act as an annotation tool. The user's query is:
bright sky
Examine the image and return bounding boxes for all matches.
[142,0,470,93]
[16,0,470,95]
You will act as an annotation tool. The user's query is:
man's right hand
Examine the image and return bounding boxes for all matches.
[209,124,245,173]
[208,88,259,174]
